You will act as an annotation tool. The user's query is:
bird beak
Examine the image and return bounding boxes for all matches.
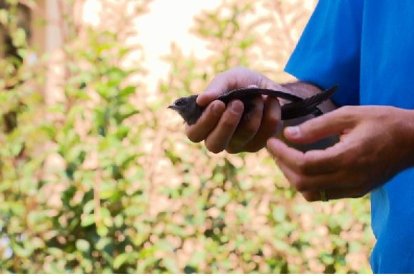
[168,104,177,110]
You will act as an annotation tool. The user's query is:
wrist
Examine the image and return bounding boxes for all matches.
[392,108,414,169]
[404,109,414,167]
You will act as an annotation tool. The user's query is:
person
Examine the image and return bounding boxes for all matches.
[183,0,414,273]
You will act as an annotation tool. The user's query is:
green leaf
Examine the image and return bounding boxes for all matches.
[81,214,95,227]
[115,125,130,140]
[97,224,109,237]
[114,214,124,228]
[12,243,32,257]
[76,239,90,252]
[100,182,117,200]
[119,86,136,98]
[100,207,113,227]
[113,253,129,269]
[12,28,27,48]
[272,206,287,222]
[95,237,111,251]
[83,200,95,215]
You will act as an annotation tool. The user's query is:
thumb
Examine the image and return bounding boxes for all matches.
[284,109,355,144]
[197,76,233,106]
[197,67,262,106]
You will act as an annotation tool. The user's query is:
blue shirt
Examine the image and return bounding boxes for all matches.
[285,0,414,273]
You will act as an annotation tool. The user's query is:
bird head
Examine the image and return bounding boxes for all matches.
[168,95,202,125]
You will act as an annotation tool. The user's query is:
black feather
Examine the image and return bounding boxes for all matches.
[169,86,337,125]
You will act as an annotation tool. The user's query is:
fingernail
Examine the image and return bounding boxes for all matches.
[231,101,243,114]
[285,126,300,138]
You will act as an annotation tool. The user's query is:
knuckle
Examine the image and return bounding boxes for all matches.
[301,155,316,174]
[231,66,248,74]
[266,111,280,126]
[240,121,259,137]
[339,105,353,113]
[218,67,244,82]
[221,122,234,132]
[221,117,238,129]
[295,159,307,174]
[264,104,281,125]
[252,97,265,109]
[337,106,357,121]
[336,106,349,115]
[214,71,226,82]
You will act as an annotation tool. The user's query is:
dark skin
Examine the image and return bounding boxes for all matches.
[184,67,336,153]
[182,67,414,201]
[169,86,336,124]
[267,105,414,201]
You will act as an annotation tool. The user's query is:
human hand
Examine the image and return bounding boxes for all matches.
[266,106,414,201]
[186,67,284,153]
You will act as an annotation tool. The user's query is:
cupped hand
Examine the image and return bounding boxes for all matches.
[186,67,284,153]
[266,106,414,201]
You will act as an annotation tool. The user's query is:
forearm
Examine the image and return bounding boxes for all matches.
[399,108,414,168]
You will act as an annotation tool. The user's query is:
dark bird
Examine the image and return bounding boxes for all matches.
[169,85,337,125]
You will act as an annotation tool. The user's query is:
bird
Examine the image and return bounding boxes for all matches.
[169,85,337,125]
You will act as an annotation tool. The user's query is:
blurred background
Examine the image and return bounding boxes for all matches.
[0,0,374,273]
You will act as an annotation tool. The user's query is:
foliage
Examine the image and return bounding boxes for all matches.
[0,0,374,273]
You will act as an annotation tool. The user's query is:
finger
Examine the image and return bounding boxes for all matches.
[185,100,225,143]
[275,157,342,202]
[284,108,356,144]
[301,191,329,202]
[267,138,344,175]
[266,138,306,170]
[197,71,240,106]
[301,186,368,202]
[275,158,343,192]
[204,100,244,153]
[244,96,281,152]
[197,67,262,106]
[226,96,264,153]
[297,140,355,175]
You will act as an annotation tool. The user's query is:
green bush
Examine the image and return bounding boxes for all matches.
[0,0,373,273]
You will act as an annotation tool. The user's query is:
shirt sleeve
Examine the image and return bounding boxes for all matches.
[284,0,363,106]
